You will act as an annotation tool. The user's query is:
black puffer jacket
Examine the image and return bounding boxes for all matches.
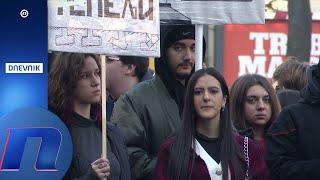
[265,62,320,180]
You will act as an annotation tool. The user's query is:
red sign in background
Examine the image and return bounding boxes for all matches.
[223,21,320,86]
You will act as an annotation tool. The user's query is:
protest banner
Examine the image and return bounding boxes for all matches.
[48,0,160,57]
[159,0,264,25]
[49,0,160,167]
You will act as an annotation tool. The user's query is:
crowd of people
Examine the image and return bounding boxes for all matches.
[48,25,320,180]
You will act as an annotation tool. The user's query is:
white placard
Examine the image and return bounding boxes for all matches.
[161,0,264,24]
[48,0,160,57]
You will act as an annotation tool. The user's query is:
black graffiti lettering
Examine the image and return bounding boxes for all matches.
[122,0,137,19]
[56,0,153,20]
[105,0,120,18]
[70,5,85,16]
[98,0,103,17]
[58,7,63,15]
[87,0,92,16]
[138,0,153,20]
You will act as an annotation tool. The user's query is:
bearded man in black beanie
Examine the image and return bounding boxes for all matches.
[266,59,320,180]
[111,25,205,180]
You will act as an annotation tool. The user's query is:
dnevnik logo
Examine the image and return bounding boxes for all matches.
[0,108,72,180]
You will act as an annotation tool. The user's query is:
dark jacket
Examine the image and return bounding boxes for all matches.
[111,75,181,180]
[111,26,196,180]
[154,134,268,180]
[276,89,301,109]
[107,95,115,122]
[266,63,320,180]
[107,70,153,122]
[63,113,131,180]
[155,47,190,115]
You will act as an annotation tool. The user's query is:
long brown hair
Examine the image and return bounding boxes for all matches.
[48,52,101,125]
[230,74,280,131]
[168,68,242,180]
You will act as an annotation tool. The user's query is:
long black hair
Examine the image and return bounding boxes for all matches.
[168,67,242,180]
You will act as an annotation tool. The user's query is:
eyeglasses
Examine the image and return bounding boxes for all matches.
[106,56,120,63]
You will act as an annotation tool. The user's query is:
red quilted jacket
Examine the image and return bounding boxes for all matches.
[153,134,268,180]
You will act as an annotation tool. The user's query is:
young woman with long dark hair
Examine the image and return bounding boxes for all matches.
[49,52,130,180]
[154,68,268,180]
[230,74,280,153]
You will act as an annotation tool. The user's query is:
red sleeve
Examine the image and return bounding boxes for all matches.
[249,139,269,180]
[153,139,173,180]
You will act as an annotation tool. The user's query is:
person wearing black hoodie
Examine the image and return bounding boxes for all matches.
[111,25,206,180]
[265,60,320,180]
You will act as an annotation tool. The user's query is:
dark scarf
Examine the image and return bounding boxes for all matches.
[301,63,320,104]
[155,25,205,115]
[155,57,191,115]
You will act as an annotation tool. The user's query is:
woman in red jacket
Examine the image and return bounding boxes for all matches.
[230,74,280,154]
[154,68,268,180]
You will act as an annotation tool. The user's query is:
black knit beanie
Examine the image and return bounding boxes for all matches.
[165,25,195,49]
[163,25,206,58]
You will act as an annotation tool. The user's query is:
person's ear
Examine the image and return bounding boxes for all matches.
[125,64,136,77]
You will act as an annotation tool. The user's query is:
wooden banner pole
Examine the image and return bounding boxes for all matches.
[100,55,107,180]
